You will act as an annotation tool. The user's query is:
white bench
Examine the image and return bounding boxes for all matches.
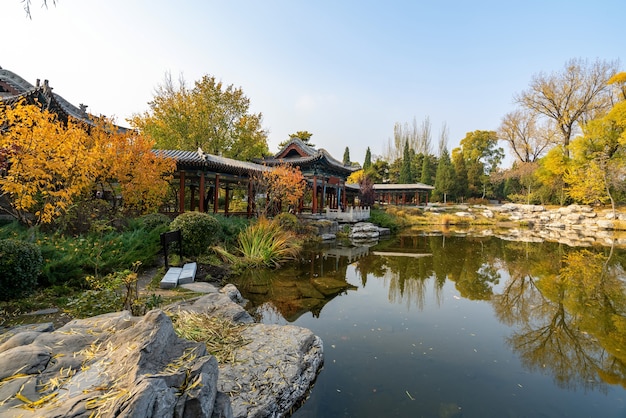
[159,262,197,288]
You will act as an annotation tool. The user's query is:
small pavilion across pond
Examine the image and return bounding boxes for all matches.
[257,139,360,214]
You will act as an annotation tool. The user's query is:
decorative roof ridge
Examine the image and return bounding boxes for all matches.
[0,68,34,93]
[274,137,317,158]
[316,147,355,170]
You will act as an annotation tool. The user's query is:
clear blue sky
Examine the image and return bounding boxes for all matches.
[2,0,623,167]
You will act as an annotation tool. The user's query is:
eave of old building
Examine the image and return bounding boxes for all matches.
[258,138,359,179]
[0,66,127,132]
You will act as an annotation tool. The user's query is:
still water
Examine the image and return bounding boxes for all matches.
[229,229,626,417]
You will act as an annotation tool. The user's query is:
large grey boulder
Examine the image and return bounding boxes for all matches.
[0,283,323,418]
[0,310,223,418]
[218,324,324,418]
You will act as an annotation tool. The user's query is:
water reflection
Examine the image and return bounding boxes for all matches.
[228,228,626,414]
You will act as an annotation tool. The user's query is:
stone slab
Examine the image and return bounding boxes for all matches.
[160,267,182,289]
[178,262,197,284]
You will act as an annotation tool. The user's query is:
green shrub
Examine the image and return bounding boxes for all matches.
[274,212,300,232]
[213,215,249,248]
[369,208,404,233]
[138,213,172,231]
[170,212,221,257]
[0,239,43,301]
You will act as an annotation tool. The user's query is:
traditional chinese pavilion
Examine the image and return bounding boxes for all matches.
[257,138,360,213]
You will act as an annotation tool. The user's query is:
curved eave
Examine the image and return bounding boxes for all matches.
[158,149,269,176]
[260,153,357,177]
[372,183,435,192]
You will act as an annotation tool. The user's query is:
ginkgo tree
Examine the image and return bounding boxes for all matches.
[0,101,176,225]
[565,97,626,214]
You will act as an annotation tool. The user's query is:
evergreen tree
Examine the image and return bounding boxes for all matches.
[363,147,372,171]
[451,148,469,201]
[399,141,413,183]
[434,147,456,203]
[420,154,433,185]
[343,147,351,165]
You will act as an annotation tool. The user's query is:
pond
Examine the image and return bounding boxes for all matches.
[228,228,626,417]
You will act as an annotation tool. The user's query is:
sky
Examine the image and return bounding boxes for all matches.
[2,0,624,167]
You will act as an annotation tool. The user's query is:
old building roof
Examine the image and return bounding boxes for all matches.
[372,183,435,191]
[0,66,126,131]
[158,149,269,176]
[258,138,358,177]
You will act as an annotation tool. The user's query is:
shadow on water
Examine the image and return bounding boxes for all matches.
[228,227,626,417]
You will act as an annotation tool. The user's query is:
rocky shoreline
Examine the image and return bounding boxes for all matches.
[437,203,626,248]
[0,284,323,418]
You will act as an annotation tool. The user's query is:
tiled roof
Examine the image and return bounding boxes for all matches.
[0,67,127,132]
[158,149,269,175]
[260,138,358,176]
[372,183,434,191]
[0,67,34,94]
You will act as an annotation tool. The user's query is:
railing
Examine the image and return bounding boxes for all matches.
[325,206,370,222]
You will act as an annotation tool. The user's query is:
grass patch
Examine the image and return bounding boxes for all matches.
[237,217,301,268]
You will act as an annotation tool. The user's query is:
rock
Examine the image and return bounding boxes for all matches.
[218,324,323,418]
[0,278,324,418]
[598,219,615,229]
[311,276,354,297]
[168,292,254,324]
[320,233,336,241]
[0,344,51,380]
[220,283,246,304]
[0,322,54,346]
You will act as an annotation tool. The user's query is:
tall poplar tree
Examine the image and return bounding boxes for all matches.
[434,148,455,204]
[399,141,413,183]
[420,155,433,185]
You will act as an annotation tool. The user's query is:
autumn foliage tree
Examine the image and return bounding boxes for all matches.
[0,102,175,225]
[254,164,305,216]
[131,73,269,161]
[0,103,97,225]
[88,120,176,215]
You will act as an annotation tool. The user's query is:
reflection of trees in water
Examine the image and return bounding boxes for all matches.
[494,244,626,391]
[231,231,626,391]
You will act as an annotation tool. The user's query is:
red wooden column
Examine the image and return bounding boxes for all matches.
[247,181,253,218]
[320,176,327,212]
[312,176,317,214]
[224,186,230,216]
[402,192,406,205]
[213,174,220,214]
[342,182,347,208]
[199,172,205,212]
[179,172,186,213]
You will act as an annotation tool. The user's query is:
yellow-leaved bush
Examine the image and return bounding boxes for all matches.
[0,102,176,225]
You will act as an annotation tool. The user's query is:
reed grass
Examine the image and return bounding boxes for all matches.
[237,217,301,268]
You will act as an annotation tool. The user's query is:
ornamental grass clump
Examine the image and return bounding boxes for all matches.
[237,217,301,268]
